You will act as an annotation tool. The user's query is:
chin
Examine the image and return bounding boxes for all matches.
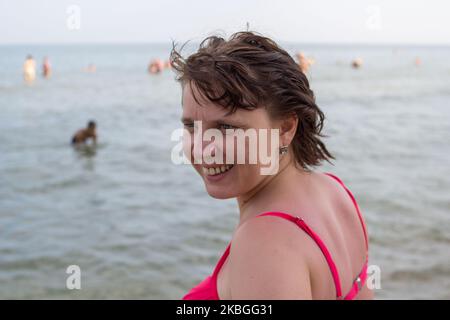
[193,163,239,199]
[204,185,237,199]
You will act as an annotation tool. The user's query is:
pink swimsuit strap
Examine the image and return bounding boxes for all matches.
[210,172,369,300]
[324,173,369,251]
[255,211,344,298]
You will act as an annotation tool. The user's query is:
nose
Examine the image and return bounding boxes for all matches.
[191,132,223,164]
[203,142,217,164]
[192,132,218,164]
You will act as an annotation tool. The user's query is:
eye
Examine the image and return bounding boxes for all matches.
[218,123,237,133]
[219,123,234,130]
[183,122,195,132]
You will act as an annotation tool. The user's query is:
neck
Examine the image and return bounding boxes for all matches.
[236,156,300,226]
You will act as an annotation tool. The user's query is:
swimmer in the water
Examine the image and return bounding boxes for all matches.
[84,63,96,73]
[295,52,314,74]
[148,58,164,74]
[414,57,422,67]
[42,56,51,78]
[351,58,363,69]
[71,120,97,145]
[23,54,36,83]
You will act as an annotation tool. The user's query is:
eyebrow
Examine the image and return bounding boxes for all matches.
[180,116,246,127]
[180,117,192,123]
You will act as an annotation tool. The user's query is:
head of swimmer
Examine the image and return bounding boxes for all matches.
[170,31,334,200]
[87,120,96,134]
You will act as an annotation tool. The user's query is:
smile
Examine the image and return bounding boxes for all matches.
[202,165,234,176]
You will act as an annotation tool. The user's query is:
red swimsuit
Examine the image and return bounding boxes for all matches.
[183,172,369,300]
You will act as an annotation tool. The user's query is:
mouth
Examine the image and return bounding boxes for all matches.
[201,164,234,181]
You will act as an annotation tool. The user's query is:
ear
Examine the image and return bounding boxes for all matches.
[278,114,298,147]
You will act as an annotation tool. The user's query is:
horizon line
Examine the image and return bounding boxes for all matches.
[1,41,450,47]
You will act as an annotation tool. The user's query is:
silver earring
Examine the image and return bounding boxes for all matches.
[279,145,288,155]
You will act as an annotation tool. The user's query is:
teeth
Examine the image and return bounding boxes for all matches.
[202,165,233,176]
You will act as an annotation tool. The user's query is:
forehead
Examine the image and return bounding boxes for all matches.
[181,83,231,120]
[181,82,272,127]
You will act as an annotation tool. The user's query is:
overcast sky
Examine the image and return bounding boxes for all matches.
[0,0,449,44]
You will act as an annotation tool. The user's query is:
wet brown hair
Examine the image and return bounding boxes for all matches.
[170,31,334,170]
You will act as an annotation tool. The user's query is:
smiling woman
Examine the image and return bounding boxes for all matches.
[170,31,373,300]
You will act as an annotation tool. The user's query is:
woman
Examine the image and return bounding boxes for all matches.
[170,31,372,300]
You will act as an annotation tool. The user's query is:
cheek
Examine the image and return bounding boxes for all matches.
[228,129,275,166]
[182,132,193,161]
[233,163,265,194]
[221,134,236,164]
[182,132,202,175]
[224,133,256,165]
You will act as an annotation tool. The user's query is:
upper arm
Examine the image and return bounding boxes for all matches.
[228,216,312,299]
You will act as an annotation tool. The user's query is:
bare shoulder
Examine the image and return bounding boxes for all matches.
[317,172,356,205]
[232,214,312,251]
[315,172,366,225]
[228,215,314,299]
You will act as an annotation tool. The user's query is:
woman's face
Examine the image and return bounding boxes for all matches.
[181,83,281,199]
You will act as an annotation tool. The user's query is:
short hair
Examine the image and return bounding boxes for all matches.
[170,31,334,170]
[87,120,96,128]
